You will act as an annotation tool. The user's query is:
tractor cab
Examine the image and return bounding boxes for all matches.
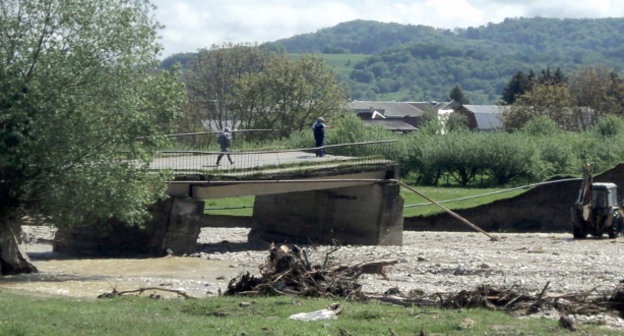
[588,183,619,210]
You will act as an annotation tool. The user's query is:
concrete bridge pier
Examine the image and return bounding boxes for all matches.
[249,181,404,245]
[53,198,204,257]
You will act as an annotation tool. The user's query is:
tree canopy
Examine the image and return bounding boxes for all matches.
[0,0,185,274]
[184,44,347,140]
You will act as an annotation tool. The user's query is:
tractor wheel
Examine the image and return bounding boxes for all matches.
[573,226,586,239]
[608,224,617,239]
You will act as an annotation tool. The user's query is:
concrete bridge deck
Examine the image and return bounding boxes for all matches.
[150,150,356,173]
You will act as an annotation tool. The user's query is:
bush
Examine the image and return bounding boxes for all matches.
[592,114,624,137]
[479,132,538,185]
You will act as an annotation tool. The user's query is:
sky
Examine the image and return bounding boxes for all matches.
[151,0,624,58]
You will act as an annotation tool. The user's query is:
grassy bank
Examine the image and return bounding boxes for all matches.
[0,291,611,336]
[203,186,526,217]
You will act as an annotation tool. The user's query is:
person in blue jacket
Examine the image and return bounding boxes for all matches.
[312,117,328,157]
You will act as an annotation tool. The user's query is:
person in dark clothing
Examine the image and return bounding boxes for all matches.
[216,127,234,166]
[312,117,328,157]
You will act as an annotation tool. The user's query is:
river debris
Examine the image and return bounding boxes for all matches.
[97,287,195,299]
[225,243,397,297]
[226,243,624,325]
[368,282,624,321]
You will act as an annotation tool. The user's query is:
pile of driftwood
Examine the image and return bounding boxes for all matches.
[226,244,624,320]
[371,281,624,318]
[225,243,397,298]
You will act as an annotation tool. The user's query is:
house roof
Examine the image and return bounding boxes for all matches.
[460,105,509,130]
[362,119,417,132]
[349,101,452,118]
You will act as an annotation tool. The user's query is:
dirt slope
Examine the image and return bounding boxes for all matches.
[405,163,624,233]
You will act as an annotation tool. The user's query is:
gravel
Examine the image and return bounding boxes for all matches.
[195,228,624,297]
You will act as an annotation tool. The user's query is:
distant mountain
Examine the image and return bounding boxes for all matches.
[163,18,624,104]
[263,20,454,54]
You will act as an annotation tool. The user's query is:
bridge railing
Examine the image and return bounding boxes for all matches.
[160,129,274,149]
[150,139,399,175]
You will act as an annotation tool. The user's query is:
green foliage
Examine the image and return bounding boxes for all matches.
[0,0,185,226]
[449,84,470,104]
[184,46,347,140]
[519,115,560,136]
[164,18,624,104]
[505,83,585,131]
[263,20,451,55]
[592,114,624,137]
[262,18,624,103]
[284,113,407,160]
[501,70,533,104]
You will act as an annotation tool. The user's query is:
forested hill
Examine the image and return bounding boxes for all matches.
[163,18,624,104]
[263,20,454,54]
[264,18,624,103]
[266,18,624,58]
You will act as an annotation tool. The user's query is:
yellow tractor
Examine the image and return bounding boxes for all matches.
[571,165,623,239]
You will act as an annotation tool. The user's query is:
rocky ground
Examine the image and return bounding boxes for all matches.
[16,225,624,329]
[194,228,624,297]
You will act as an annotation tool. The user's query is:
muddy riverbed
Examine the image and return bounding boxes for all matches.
[4,226,624,301]
[5,226,624,329]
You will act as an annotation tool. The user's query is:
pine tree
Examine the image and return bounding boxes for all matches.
[449,84,470,105]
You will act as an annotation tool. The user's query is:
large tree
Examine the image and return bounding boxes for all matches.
[448,84,469,105]
[185,45,347,140]
[0,0,184,274]
[503,82,590,131]
[570,65,624,116]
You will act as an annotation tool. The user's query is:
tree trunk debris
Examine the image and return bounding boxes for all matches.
[225,243,396,297]
[225,244,624,319]
[97,287,195,299]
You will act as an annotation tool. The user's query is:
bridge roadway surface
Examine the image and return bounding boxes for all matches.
[156,151,396,199]
[150,151,355,173]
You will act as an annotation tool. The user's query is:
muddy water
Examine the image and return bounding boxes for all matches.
[0,243,242,299]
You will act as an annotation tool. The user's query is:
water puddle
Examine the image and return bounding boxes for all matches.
[0,243,241,299]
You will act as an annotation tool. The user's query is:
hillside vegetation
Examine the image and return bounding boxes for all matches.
[163,17,624,104]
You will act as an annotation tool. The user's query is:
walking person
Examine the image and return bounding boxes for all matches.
[312,117,329,157]
[216,127,234,166]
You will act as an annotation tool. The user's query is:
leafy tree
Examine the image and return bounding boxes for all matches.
[480,132,537,185]
[441,131,484,186]
[185,46,347,139]
[504,82,592,131]
[538,67,567,85]
[519,115,560,136]
[185,44,269,133]
[0,0,185,274]
[570,65,624,116]
[591,114,624,138]
[449,84,470,104]
[241,54,348,138]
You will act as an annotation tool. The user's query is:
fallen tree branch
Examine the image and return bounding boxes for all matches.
[98,287,195,299]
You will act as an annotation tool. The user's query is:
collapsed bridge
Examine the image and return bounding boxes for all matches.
[54,140,404,256]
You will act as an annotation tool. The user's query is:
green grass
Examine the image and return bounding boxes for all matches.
[401,186,526,217]
[0,291,613,336]
[204,185,527,217]
[290,53,368,78]
[204,196,255,216]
